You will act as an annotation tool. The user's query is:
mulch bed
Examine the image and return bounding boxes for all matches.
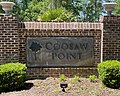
[0,77,120,96]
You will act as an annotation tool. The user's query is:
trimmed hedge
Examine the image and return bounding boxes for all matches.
[0,63,27,91]
[98,60,120,88]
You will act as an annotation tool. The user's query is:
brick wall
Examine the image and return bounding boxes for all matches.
[100,16,120,61]
[1,15,119,78]
[0,15,19,64]
[19,22,102,78]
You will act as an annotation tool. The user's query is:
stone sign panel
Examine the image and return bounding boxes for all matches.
[27,37,94,67]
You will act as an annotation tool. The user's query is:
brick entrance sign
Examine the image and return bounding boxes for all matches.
[0,15,120,78]
[27,37,94,67]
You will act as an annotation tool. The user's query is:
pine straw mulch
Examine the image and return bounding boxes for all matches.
[0,77,120,96]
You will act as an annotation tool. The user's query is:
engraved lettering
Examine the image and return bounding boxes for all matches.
[61,43,68,50]
[46,42,52,50]
[74,44,79,50]
[79,43,88,50]
[69,43,74,50]
[78,53,81,59]
[57,53,65,60]
[54,43,60,50]
[52,52,81,60]
[68,53,77,59]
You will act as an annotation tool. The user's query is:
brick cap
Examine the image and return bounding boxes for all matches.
[19,22,102,31]
[99,15,120,23]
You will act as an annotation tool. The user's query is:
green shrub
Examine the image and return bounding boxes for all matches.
[0,63,27,91]
[98,60,120,88]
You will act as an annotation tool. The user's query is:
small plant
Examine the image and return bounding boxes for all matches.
[99,82,106,89]
[59,74,66,81]
[52,88,60,92]
[67,83,72,90]
[89,75,96,82]
[74,89,81,93]
[70,75,80,84]
[74,75,80,82]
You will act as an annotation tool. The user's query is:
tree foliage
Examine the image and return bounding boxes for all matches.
[114,0,120,15]
[0,0,107,21]
[62,0,103,21]
[49,0,103,21]
[38,7,77,21]
[19,0,49,21]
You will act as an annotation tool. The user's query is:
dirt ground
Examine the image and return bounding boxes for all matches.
[0,77,120,96]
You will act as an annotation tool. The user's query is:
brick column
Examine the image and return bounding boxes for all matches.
[100,16,120,61]
[0,15,19,64]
